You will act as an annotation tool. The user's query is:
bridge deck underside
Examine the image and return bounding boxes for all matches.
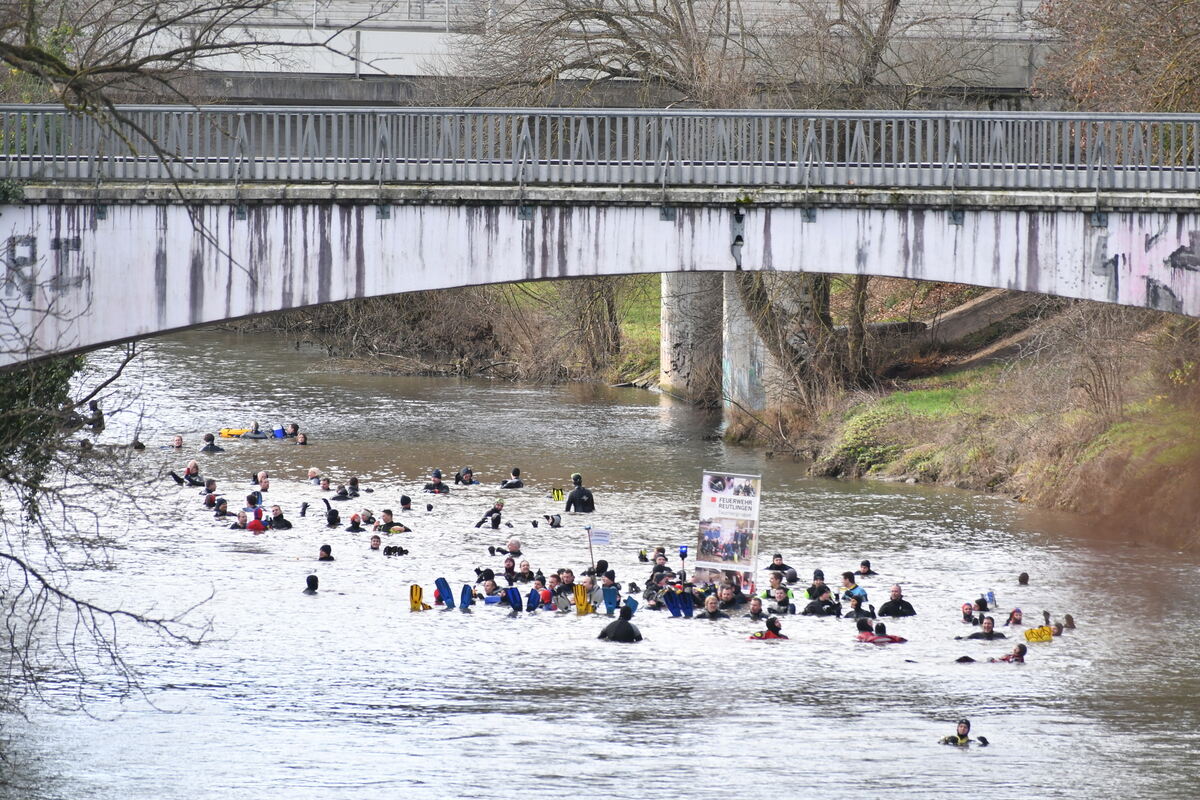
[1,198,1197,366]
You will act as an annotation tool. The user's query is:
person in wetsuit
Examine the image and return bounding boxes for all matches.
[878,584,917,617]
[869,622,907,643]
[844,596,875,619]
[374,509,411,533]
[268,505,293,530]
[303,575,319,595]
[514,560,536,583]
[564,473,595,513]
[598,605,642,642]
[345,514,366,533]
[765,553,793,573]
[499,468,523,489]
[242,422,269,440]
[170,460,205,487]
[766,587,795,616]
[857,559,878,577]
[994,643,1027,663]
[802,587,841,617]
[455,467,479,486]
[200,433,224,453]
[940,719,988,747]
[749,617,788,640]
[803,570,830,601]
[744,596,768,621]
[423,469,451,494]
[841,572,868,603]
[760,571,791,601]
[318,544,335,562]
[957,616,1006,640]
[476,499,505,529]
[695,594,730,620]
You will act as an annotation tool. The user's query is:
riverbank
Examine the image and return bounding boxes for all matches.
[730,307,1200,550]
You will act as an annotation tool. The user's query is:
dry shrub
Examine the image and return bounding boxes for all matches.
[242,276,635,382]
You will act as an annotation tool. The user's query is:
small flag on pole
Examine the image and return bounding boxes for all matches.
[588,529,612,546]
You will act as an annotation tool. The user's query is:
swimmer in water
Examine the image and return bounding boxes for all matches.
[869,622,907,643]
[957,616,1006,640]
[992,643,1027,663]
[841,572,868,603]
[213,498,230,518]
[1004,608,1025,626]
[169,460,204,487]
[748,616,788,640]
[423,469,451,494]
[230,511,249,530]
[303,575,319,595]
[857,559,878,577]
[168,434,184,449]
[296,432,308,445]
[318,544,335,562]
[564,472,595,513]
[695,595,730,620]
[242,421,268,440]
[284,423,299,438]
[878,584,916,617]
[374,509,411,533]
[844,596,875,619]
[200,433,224,453]
[940,719,988,747]
[801,586,841,617]
[765,553,793,573]
[370,535,382,551]
[268,505,292,530]
[803,570,829,601]
[455,467,479,486]
[499,467,524,489]
[598,605,642,642]
[744,596,768,620]
[475,499,505,529]
[766,587,795,616]
[344,514,366,532]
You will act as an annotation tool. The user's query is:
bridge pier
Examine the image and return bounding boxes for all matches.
[659,272,723,406]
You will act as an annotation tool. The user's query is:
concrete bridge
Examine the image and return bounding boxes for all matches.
[2,105,1199,408]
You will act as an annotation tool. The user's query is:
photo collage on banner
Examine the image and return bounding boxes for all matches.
[695,471,762,592]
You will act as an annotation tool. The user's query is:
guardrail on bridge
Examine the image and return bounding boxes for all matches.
[2,106,1198,191]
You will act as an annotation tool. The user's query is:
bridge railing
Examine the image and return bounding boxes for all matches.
[2,106,1199,191]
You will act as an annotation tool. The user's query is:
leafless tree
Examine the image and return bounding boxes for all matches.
[1035,0,1200,112]
[0,343,210,723]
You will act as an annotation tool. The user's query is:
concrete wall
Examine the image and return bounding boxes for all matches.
[659,272,723,405]
[3,190,1199,370]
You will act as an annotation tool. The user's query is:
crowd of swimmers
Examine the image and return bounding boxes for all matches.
[165,429,1075,746]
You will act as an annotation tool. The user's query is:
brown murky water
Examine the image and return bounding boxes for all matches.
[5,330,1199,798]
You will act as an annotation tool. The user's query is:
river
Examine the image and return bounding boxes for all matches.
[3,330,1198,798]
